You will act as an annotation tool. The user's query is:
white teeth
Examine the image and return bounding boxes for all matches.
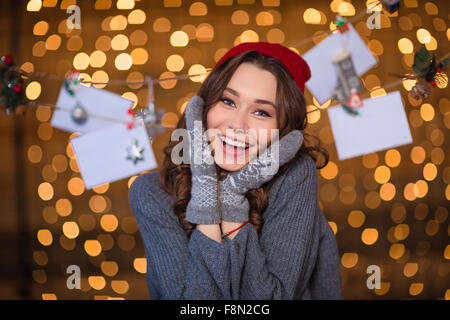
[219,135,248,149]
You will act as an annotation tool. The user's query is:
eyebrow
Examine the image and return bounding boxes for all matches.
[224,87,276,109]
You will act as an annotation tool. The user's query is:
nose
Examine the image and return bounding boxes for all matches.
[227,107,249,134]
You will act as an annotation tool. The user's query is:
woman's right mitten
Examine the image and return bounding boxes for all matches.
[184,96,221,225]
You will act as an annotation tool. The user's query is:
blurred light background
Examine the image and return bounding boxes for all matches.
[0,0,448,300]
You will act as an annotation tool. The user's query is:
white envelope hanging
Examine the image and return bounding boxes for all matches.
[51,84,134,134]
[327,91,413,161]
[70,123,157,189]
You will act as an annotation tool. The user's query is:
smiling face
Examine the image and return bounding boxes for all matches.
[206,62,278,172]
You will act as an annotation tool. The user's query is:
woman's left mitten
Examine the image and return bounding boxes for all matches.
[220,130,304,222]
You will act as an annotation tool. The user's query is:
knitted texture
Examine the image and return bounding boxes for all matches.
[128,154,342,299]
[220,129,304,223]
[184,96,220,225]
[214,42,311,94]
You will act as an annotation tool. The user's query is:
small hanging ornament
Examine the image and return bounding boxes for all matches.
[126,138,145,165]
[64,70,89,124]
[70,102,88,124]
[347,89,363,110]
[409,81,431,100]
[13,83,23,94]
[342,89,363,116]
[1,55,14,66]
[341,89,363,116]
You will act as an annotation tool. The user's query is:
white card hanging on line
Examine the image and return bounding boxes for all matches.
[327,91,413,161]
[302,23,377,105]
[51,84,134,134]
[70,123,157,189]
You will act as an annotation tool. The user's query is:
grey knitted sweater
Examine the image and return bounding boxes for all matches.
[128,154,342,300]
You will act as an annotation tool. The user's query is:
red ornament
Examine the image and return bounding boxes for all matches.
[431,80,436,87]
[347,89,363,110]
[13,84,23,93]
[436,67,442,73]
[3,55,14,66]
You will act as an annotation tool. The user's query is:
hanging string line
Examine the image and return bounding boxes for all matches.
[28,101,177,129]
[14,66,212,86]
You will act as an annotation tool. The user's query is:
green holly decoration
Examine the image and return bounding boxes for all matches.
[413,45,450,87]
[64,70,81,97]
[333,16,349,34]
[0,55,25,114]
[413,46,435,78]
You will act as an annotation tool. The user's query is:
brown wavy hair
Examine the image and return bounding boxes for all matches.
[159,50,329,239]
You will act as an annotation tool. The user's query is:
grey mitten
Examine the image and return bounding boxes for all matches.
[185,96,221,225]
[220,130,304,222]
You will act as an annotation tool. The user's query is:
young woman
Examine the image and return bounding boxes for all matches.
[129,42,342,300]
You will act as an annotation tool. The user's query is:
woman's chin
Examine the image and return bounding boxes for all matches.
[215,161,247,172]
[213,151,252,171]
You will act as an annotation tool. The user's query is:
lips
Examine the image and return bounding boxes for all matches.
[221,140,250,159]
[217,133,255,149]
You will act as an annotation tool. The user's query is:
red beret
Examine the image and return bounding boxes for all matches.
[214,42,311,94]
